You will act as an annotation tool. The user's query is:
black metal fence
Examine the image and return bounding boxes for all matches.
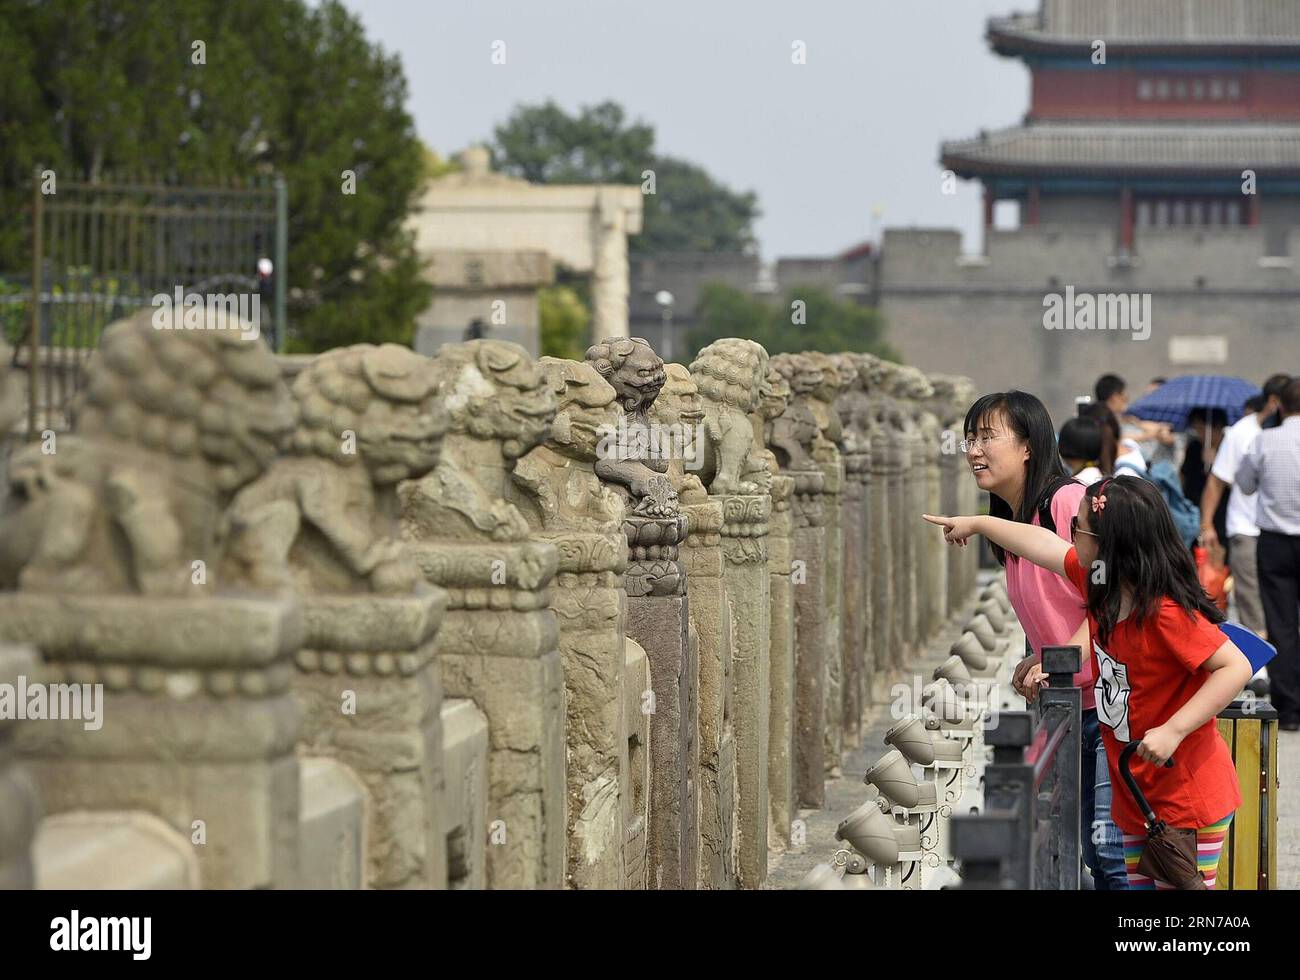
[951,645,1083,889]
[9,169,286,439]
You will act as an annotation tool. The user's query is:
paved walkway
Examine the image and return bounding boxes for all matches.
[1276,724,1299,889]
[766,575,1300,891]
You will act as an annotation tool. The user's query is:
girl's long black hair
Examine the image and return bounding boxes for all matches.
[963,391,1070,565]
[1083,476,1225,645]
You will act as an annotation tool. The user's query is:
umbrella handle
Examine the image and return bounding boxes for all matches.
[1119,741,1175,827]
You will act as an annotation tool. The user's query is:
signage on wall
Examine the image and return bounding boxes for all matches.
[1168,336,1228,365]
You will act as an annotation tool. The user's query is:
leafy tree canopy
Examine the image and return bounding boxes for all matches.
[491,101,759,254]
[0,0,430,352]
[689,283,899,361]
[538,284,590,361]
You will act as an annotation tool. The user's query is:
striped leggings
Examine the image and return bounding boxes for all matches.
[1122,813,1234,890]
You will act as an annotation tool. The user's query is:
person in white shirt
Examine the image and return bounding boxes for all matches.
[1200,374,1292,641]
[1114,437,1148,476]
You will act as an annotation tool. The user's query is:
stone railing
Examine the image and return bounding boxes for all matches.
[0,322,979,889]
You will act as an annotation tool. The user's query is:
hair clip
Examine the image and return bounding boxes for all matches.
[1091,494,1107,514]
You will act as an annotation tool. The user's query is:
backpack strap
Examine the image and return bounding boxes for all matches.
[1035,475,1079,536]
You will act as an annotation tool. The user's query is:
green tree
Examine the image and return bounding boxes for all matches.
[538,285,591,360]
[689,283,899,361]
[0,0,430,352]
[492,101,759,254]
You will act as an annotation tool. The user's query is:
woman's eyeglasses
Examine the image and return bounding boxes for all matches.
[1070,516,1098,541]
[959,433,1014,455]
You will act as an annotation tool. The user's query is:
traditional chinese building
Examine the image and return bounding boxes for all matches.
[943,0,1300,256]
[879,0,1300,420]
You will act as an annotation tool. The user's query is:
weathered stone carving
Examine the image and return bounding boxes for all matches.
[224,344,444,595]
[884,365,935,648]
[769,353,829,807]
[797,352,846,777]
[508,356,631,889]
[400,339,565,890]
[687,338,770,496]
[861,354,898,685]
[0,309,304,889]
[830,352,873,750]
[585,337,678,518]
[768,355,826,472]
[402,340,554,543]
[897,367,942,644]
[687,338,773,889]
[0,310,293,594]
[872,359,913,671]
[930,374,980,614]
[592,352,691,599]
[751,366,798,847]
[221,342,450,890]
[632,360,701,888]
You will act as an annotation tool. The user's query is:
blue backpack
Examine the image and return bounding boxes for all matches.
[1114,459,1201,547]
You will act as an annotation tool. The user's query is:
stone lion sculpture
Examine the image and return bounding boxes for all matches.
[0,308,292,594]
[584,337,677,517]
[750,365,789,479]
[801,351,846,458]
[647,363,708,504]
[511,357,625,529]
[768,353,826,472]
[223,344,445,594]
[929,374,977,430]
[829,352,872,457]
[400,339,556,543]
[686,337,771,496]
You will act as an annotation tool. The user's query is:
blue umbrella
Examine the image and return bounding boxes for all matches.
[1127,375,1260,430]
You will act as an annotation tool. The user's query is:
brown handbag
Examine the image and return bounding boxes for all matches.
[1120,742,1208,890]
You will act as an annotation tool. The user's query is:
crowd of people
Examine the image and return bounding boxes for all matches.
[924,368,1299,890]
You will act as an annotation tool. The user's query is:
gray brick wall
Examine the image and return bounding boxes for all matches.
[879,226,1300,423]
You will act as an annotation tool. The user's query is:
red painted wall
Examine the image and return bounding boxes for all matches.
[1031,69,1300,120]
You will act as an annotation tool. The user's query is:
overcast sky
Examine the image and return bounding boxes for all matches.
[345,0,1029,258]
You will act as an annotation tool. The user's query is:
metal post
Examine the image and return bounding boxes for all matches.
[28,167,44,442]
[951,810,1019,889]
[274,175,287,353]
[983,710,1034,887]
[1040,645,1082,890]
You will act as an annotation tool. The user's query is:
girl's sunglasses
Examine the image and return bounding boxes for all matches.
[1070,516,1098,541]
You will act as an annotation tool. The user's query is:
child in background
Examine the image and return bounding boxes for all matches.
[924,475,1251,889]
[1058,417,1105,487]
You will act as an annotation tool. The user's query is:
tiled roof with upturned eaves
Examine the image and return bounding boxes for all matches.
[941,122,1300,176]
[990,0,1300,52]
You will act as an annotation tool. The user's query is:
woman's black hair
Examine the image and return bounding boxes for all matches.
[963,390,1070,566]
[1083,476,1224,645]
[1058,417,1102,464]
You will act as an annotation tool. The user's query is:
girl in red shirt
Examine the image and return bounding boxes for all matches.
[925,475,1252,889]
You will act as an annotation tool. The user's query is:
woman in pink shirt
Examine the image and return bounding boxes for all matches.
[962,391,1127,889]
